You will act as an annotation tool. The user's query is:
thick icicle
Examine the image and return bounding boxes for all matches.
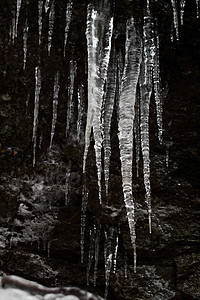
[15,0,22,38]
[23,19,29,70]
[171,0,179,40]
[139,5,154,233]
[63,1,73,57]
[83,3,113,205]
[94,224,101,286]
[32,66,41,167]
[197,0,200,18]
[118,17,142,272]
[153,33,163,143]
[50,71,60,149]
[66,60,77,136]
[48,0,55,56]
[38,0,43,45]
[65,163,71,205]
[180,0,186,26]
[77,85,85,144]
[102,48,117,196]
[80,180,89,263]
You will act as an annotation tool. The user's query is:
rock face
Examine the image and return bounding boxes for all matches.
[0,0,200,299]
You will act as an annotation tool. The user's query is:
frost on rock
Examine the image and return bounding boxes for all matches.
[32,66,41,167]
[83,1,113,204]
[50,71,60,149]
[63,1,73,57]
[118,17,142,271]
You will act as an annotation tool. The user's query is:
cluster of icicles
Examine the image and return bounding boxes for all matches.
[9,0,199,297]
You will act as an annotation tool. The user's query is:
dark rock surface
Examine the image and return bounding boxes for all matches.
[0,0,200,299]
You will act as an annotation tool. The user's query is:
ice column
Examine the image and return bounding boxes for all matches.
[23,19,29,70]
[48,0,55,55]
[118,18,142,272]
[103,49,117,195]
[50,71,60,149]
[83,3,113,204]
[63,1,73,57]
[171,0,179,40]
[38,0,43,45]
[32,66,41,167]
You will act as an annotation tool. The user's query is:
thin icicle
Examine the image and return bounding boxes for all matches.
[83,3,113,205]
[47,241,51,257]
[11,12,16,45]
[66,60,77,136]
[94,224,101,286]
[103,48,117,196]
[63,1,73,57]
[134,90,140,177]
[118,18,142,272]
[153,32,163,144]
[139,6,154,233]
[32,66,41,167]
[196,0,200,18]
[180,0,186,25]
[87,227,95,286]
[80,180,89,263]
[26,92,30,115]
[23,19,29,70]
[124,251,128,279]
[65,162,71,205]
[113,235,118,274]
[15,0,22,38]
[171,0,179,40]
[77,85,85,144]
[38,0,43,45]
[48,0,55,56]
[50,71,60,149]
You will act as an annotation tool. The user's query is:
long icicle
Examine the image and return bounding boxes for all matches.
[23,19,29,70]
[48,0,55,56]
[139,3,154,233]
[50,71,60,149]
[32,66,41,167]
[171,0,179,40]
[83,3,113,204]
[38,0,43,45]
[15,0,22,38]
[118,17,142,273]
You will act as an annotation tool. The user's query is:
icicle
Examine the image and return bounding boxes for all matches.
[118,18,142,272]
[66,60,77,136]
[38,0,43,45]
[180,0,186,26]
[50,71,60,149]
[83,3,113,205]
[94,224,101,286]
[153,32,163,144]
[11,12,16,45]
[39,132,43,149]
[87,227,95,286]
[196,0,200,18]
[113,235,118,274]
[77,85,85,144]
[48,0,55,56]
[102,48,117,196]
[63,1,73,57]
[134,91,140,177]
[65,163,71,205]
[171,0,179,40]
[26,92,30,115]
[124,251,128,279]
[166,149,169,169]
[80,181,89,263]
[23,19,29,70]
[15,0,22,38]
[32,66,41,167]
[44,0,50,13]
